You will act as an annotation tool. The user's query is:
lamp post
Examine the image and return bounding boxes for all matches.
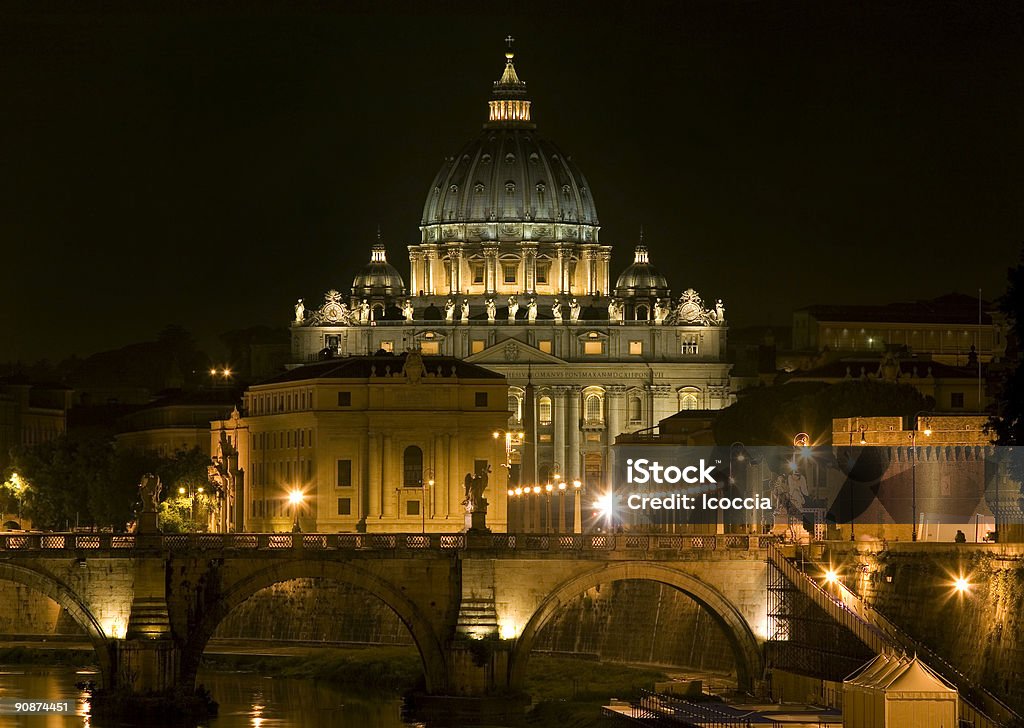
[544,462,561,534]
[572,478,583,534]
[177,484,206,531]
[558,480,568,533]
[909,411,934,542]
[493,429,524,533]
[421,468,435,534]
[288,489,304,533]
[729,442,746,535]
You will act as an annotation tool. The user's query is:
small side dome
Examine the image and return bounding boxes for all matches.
[615,244,669,296]
[352,241,406,296]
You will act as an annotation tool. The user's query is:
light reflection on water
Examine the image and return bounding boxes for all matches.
[0,665,415,728]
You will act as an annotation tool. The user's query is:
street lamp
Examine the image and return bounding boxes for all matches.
[288,489,304,533]
[421,468,435,534]
[494,429,524,533]
[572,478,582,534]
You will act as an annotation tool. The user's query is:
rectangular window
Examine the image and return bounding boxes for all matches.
[471,339,485,354]
[406,500,421,516]
[536,262,549,284]
[682,337,699,355]
[421,341,440,354]
[475,392,488,407]
[503,263,517,284]
[629,340,643,355]
[538,340,552,353]
[380,340,394,353]
[337,459,352,487]
[338,391,352,406]
[584,341,603,355]
[951,392,965,408]
[539,434,552,442]
[337,498,351,516]
[472,264,485,284]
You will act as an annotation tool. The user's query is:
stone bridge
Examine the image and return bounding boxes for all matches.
[0,531,770,700]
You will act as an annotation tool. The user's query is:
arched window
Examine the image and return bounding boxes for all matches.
[636,304,649,321]
[403,445,423,487]
[584,393,603,423]
[680,393,699,411]
[508,393,522,423]
[628,395,642,423]
[539,396,552,425]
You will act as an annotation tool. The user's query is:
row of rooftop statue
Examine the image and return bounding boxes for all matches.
[294,289,726,327]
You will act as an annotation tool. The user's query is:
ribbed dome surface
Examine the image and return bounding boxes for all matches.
[421,128,599,229]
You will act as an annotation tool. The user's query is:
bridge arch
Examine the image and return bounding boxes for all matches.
[0,563,113,684]
[185,559,448,692]
[509,562,763,693]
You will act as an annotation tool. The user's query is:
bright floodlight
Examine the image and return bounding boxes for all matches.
[824,569,838,584]
[953,576,970,594]
[532,486,541,494]
[514,487,522,496]
[594,492,614,520]
[545,483,553,492]
[507,489,514,496]
[288,489,304,505]
[178,487,186,495]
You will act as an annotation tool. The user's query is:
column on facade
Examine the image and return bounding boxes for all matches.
[552,385,567,480]
[382,434,395,518]
[359,432,370,520]
[369,432,382,518]
[447,244,463,295]
[522,242,538,294]
[422,247,436,295]
[566,387,581,480]
[483,244,499,295]
[409,249,422,296]
[605,385,626,490]
[435,434,448,518]
[581,248,594,296]
[568,386,582,533]
[599,250,611,296]
[447,432,460,519]
[553,246,565,294]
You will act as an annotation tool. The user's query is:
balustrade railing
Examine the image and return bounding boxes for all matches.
[0,531,771,554]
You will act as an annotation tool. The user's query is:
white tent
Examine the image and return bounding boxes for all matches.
[843,654,958,728]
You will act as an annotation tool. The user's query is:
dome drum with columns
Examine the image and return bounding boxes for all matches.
[288,43,734,506]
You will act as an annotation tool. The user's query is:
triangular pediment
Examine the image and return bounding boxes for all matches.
[466,338,567,365]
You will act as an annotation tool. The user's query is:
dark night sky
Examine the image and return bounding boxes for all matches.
[1,1,1021,362]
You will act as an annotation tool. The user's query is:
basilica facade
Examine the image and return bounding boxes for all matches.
[288,46,733,502]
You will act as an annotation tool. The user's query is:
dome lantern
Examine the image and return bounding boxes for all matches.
[488,37,532,126]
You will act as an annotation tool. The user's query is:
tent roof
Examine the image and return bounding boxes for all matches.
[882,657,957,694]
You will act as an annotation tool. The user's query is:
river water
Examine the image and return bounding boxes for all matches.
[0,665,415,727]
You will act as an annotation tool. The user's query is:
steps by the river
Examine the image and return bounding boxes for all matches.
[769,542,1020,728]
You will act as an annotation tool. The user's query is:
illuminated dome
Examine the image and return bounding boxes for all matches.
[615,243,669,296]
[419,46,599,244]
[351,242,406,297]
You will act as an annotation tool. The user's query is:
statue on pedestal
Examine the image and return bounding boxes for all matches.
[507,295,519,322]
[486,297,497,323]
[460,299,470,323]
[444,298,456,322]
[462,465,491,532]
[569,298,581,322]
[402,299,415,322]
[294,298,305,324]
[137,474,162,534]
[527,297,538,322]
[552,298,562,324]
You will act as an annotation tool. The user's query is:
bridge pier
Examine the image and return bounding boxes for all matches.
[111,639,182,693]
